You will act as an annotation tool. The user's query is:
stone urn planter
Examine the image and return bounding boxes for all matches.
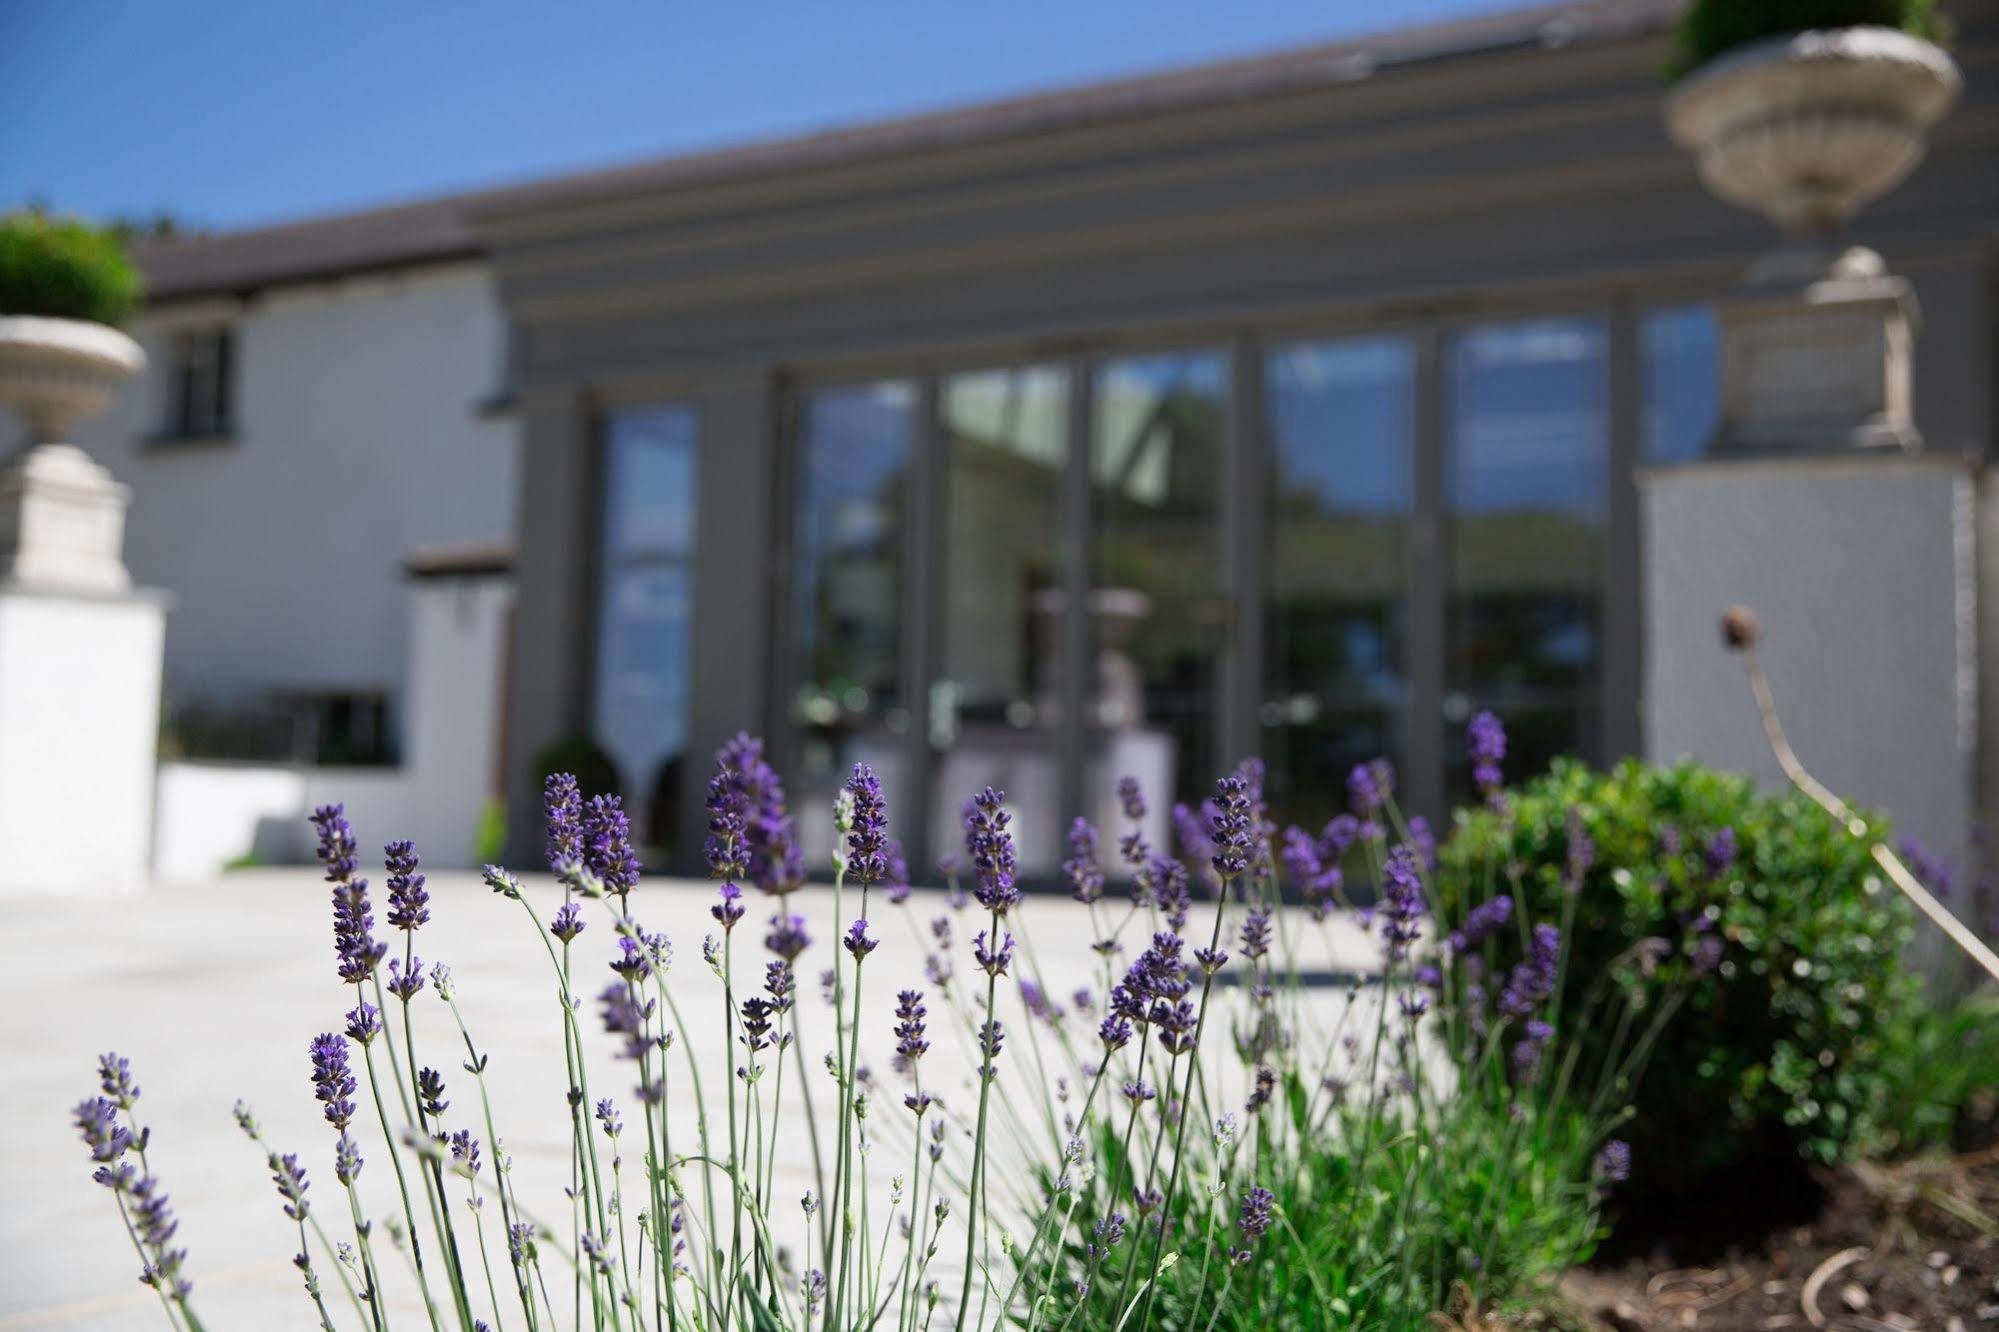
[1662,26,1960,454]
[0,314,145,446]
[0,315,146,591]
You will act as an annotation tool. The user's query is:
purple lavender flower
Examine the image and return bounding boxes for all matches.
[609,936,653,982]
[1347,759,1393,818]
[1322,814,1361,858]
[1064,818,1105,905]
[595,1099,623,1139]
[269,1152,310,1220]
[1498,923,1561,1018]
[977,1019,1004,1080]
[1704,826,1738,880]
[550,901,586,943]
[309,1034,356,1131]
[964,787,1019,913]
[845,764,890,886]
[449,1130,481,1176]
[712,882,746,931]
[1237,1186,1274,1243]
[717,733,807,895]
[971,927,1015,976]
[894,989,930,1062]
[343,1002,381,1045]
[843,918,877,961]
[583,795,640,900]
[1693,933,1724,975]
[331,877,386,985]
[75,1096,132,1166]
[1408,816,1437,871]
[1117,776,1147,823]
[1209,775,1255,880]
[882,838,913,905]
[739,997,776,1053]
[1239,906,1272,960]
[1898,835,1955,900]
[1098,1011,1133,1052]
[1089,1211,1127,1259]
[1378,844,1426,962]
[1453,895,1513,952]
[599,983,655,1063]
[310,804,358,882]
[417,1067,448,1119]
[765,912,810,962]
[543,773,582,872]
[1593,1139,1631,1184]
[383,839,430,932]
[705,767,749,881]
[1563,809,1596,891]
[131,1173,192,1298]
[1510,1018,1555,1083]
[1466,710,1506,792]
[765,959,795,1012]
[334,1133,364,1185]
[385,955,425,1001]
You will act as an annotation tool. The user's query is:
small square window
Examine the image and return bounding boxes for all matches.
[165,326,234,439]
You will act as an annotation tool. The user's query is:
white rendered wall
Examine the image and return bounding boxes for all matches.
[52,262,519,718]
[1642,456,1977,883]
[0,589,165,895]
[153,573,515,879]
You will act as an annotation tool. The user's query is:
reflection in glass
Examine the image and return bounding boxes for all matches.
[933,367,1068,872]
[1263,337,1415,831]
[790,382,916,859]
[1641,305,1720,464]
[1446,317,1607,799]
[1090,351,1228,845]
[594,406,700,852]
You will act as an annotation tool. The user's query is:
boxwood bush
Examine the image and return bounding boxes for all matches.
[0,211,144,327]
[1440,758,1919,1201]
[1669,0,1944,76]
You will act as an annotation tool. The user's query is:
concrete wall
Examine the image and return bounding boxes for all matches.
[1641,457,1978,886]
[53,262,519,722]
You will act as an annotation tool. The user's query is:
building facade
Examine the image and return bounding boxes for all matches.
[61,0,1999,886]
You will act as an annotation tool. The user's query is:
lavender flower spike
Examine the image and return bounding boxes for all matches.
[1466,710,1506,792]
[1209,774,1255,879]
[964,787,1020,913]
[543,772,582,873]
[309,1034,356,1131]
[845,764,890,886]
[384,839,430,932]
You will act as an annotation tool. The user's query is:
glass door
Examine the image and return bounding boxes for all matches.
[1088,350,1229,852]
[927,366,1070,874]
[595,406,700,855]
[787,381,917,864]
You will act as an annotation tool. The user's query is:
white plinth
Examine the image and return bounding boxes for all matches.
[1641,455,1975,880]
[0,583,166,896]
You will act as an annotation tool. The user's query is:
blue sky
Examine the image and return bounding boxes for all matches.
[2,1,1516,233]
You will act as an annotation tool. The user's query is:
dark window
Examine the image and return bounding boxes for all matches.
[166,326,234,438]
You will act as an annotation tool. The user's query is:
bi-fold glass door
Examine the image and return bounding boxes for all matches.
[779,312,1628,879]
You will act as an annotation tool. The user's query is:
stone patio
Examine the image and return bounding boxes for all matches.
[0,867,1377,1329]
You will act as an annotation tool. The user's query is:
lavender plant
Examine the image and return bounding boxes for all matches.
[72,719,1677,1330]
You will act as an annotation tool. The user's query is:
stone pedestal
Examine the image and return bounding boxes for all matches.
[0,317,164,896]
[0,581,166,896]
[1714,247,1921,455]
[1642,456,1975,876]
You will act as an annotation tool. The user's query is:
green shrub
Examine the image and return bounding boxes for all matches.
[1440,758,1919,1198]
[1873,990,1999,1156]
[1669,0,1944,76]
[528,733,621,804]
[0,211,144,326]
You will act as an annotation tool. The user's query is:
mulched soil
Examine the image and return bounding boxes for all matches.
[1560,1151,1999,1331]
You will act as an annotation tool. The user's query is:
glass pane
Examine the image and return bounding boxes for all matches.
[1445,317,1607,799]
[933,367,1068,873]
[1641,305,1720,464]
[1090,350,1228,842]
[790,381,916,861]
[1263,336,1415,831]
[594,406,700,852]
